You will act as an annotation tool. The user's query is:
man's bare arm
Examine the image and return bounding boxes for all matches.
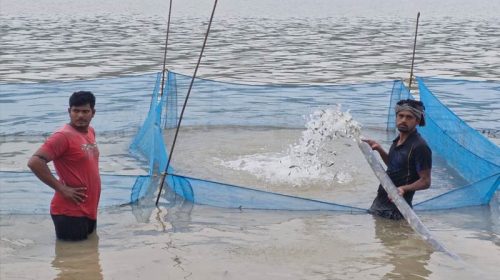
[398,169,431,196]
[27,149,87,204]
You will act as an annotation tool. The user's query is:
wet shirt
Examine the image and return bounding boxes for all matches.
[370,130,432,219]
[41,124,101,220]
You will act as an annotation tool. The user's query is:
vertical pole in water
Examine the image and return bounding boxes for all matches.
[160,0,173,97]
[156,0,219,206]
[408,12,420,92]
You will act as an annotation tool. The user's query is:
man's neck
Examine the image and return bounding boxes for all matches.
[397,129,416,146]
[69,123,89,133]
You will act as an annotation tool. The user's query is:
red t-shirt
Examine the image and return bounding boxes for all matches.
[41,124,101,220]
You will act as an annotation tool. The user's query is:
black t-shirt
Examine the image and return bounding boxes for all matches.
[369,130,432,219]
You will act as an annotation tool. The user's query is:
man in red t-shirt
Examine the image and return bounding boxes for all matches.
[28,91,101,241]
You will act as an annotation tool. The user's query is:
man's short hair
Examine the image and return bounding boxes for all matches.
[396,99,426,126]
[69,91,95,109]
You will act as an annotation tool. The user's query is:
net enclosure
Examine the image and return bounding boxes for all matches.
[129,71,499,211]
[0,72,498,214]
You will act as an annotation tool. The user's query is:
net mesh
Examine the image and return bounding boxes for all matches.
[386,77,499,210]
[129,71,498,211]
[0,74,156,214]
[414,78,499,210]
[0,171,136,215]
[129,72,395,210]
[1,71,498,214]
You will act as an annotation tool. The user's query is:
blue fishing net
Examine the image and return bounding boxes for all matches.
[414,78,499,210]
[0,74,156,136]
[129,71,498,211]
[0,171,136,215]
[0,74,156,214]
[1,72,497,214]
[386,77,499,210]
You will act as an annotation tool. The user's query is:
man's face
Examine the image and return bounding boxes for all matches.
[396,110,419,133]
[68,104,95,131]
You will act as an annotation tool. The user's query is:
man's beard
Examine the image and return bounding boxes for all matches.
[397,124,410,132]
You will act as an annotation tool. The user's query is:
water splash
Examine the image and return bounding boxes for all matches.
[219,106,361,186]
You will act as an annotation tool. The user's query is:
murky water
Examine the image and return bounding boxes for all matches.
[1,0,499,279]
[2,0,500,83]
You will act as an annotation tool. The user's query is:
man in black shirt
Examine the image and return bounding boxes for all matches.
[363,99,432,220]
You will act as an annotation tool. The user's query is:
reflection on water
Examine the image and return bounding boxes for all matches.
[52,234,102,280]
[164,201,195,233]
[373,216,432,279]
[131,175,195,233]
